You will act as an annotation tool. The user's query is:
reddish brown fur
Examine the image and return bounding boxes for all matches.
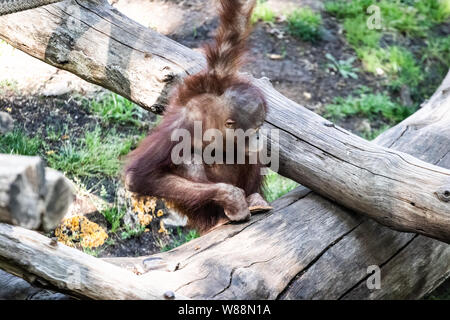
[125,0,267,232]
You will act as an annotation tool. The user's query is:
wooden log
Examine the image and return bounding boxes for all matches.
[43,167,74,231]
[0,154,74,231]
[0,0,448,300]
[0,0,449,241]
[0,155,46,230]
[106,73,450,300]
[0,270,68,300]
[2,80,450,299]
[0,222,187,300]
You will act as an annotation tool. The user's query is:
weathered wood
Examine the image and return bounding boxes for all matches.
[0,155,46,230]
[0,222,187,300]
[0,0,448,300]
[107,73,450,300]
[0,269,68,300]
[0,0,63,16]
[2,81,450,299]
[1,0,449,241]
[43,167,74,231]
[0,155,74,231]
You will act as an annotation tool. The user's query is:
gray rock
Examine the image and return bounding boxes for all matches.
[320,28,337,42]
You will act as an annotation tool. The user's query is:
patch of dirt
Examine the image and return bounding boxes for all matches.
[132,0,382,117]
[0,94,96,143]
[246,17,383,112]
[99,229,162,258]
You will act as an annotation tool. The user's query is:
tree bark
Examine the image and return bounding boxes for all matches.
[0,0,449,242]
[0,0,448,299]
[0,155,74,231]
[0,0,63,16]
[0,222,187,300]
[0,270,68,300]
[107,74,450,299]
[43,167,74,231]
[0,155,46,230]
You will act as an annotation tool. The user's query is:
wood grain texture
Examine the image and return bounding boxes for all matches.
[0,0,449,241]
[0,155,74,232]
[0,155,46,230]
[0,269,68,300]
[109,74,450,300]
[43,167,74,231]
[0,222,187,300]
[0,0,448,299]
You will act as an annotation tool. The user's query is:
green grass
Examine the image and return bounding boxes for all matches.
[326,0,450,36]
[325,0,450,102]
[0,129,43,156]
[263,170,298,203]
[380,1,429,36]
[120,224,146,240]
[422,37,450,67]
[162,228,200,252]
[286,7,322,42]
[361,124,391,141]
[46,126,139,178]
[251,0,276,24]
[101,206,125,233]
[343,15,381,48]
[324,92,414,124]
[357,46,423,90]
[325,53,359,79]
[324,0,373,18]
[83,93,145,126]
[83,246,101,257]
[46,125,68,143]
[416,0,450,24]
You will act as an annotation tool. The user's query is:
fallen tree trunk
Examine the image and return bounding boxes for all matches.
[0,0,448,299]
[0,0,62,16]
[108,75,450,299]
[0,269,68,300]
[0,222,187,299]
[0,155,46,230]
[0,154,74,231]
[0,0,449,242]
[43,167,75,230]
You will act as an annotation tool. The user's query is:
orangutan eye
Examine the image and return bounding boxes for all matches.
[225,119,236,128]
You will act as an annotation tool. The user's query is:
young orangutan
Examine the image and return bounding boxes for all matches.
[125,0,271,233]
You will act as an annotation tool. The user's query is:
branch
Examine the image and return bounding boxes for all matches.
[1,0,448,241]
[108,74,450,299]
[0,222,186,299]
[0,154,74,231]
[0,0,449,300]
